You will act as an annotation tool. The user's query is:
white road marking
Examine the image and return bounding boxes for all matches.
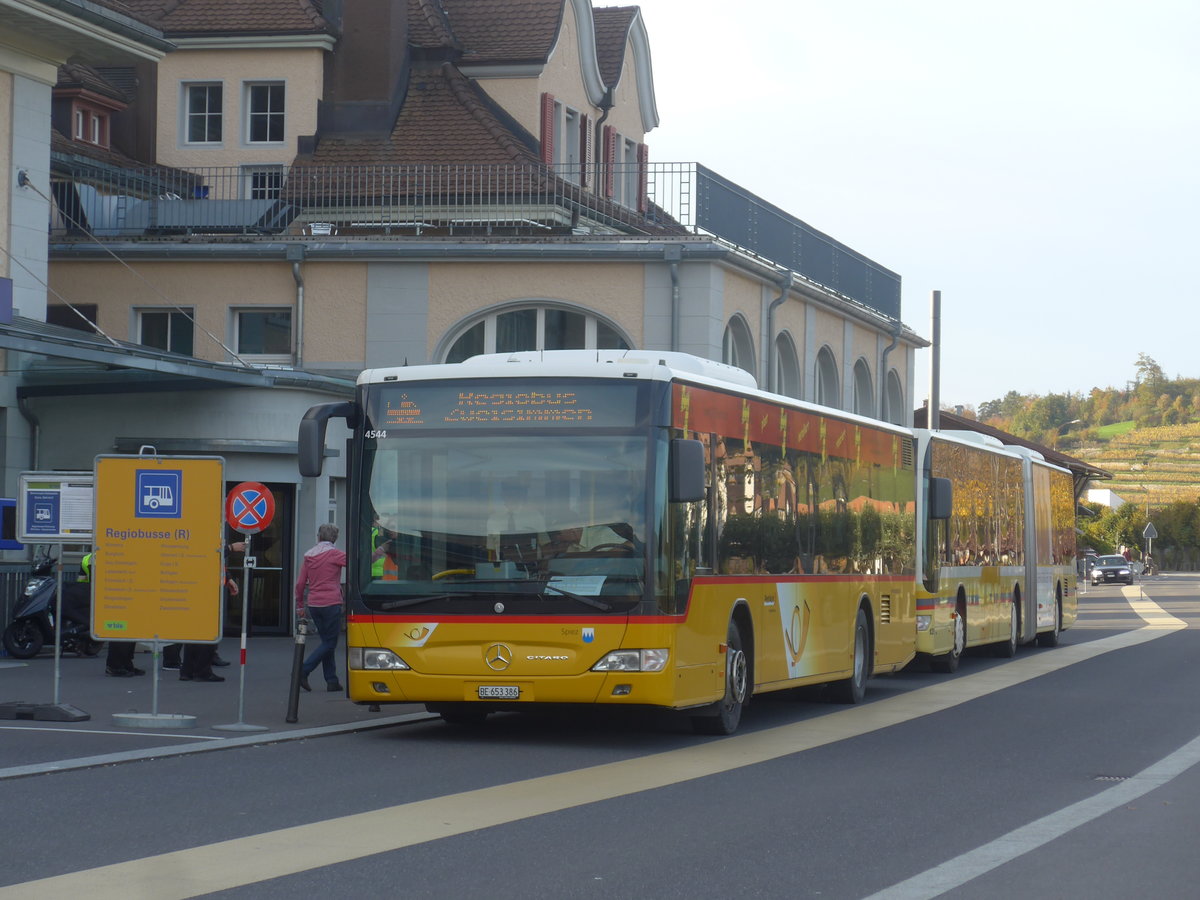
[865,585,1190,899]
[0,726,224,740]
[0,591,1187,899]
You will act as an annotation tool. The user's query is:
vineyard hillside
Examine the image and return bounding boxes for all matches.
[1071,422,1200,508]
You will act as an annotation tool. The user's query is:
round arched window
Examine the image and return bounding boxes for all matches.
[445,306,630,362]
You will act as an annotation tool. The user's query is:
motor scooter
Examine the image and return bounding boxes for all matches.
[2,550,103,659]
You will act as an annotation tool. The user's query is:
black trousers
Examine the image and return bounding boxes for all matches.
[180,644,215,679]
[106,641,136,670]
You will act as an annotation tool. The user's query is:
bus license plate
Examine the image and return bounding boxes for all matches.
[478,685,519,700]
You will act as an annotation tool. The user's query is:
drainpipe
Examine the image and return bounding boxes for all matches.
[593,87,614,191]
[664,244,682,352]
[288,244,306,369]
[929,290,941,430]
[766,270,792,393]
[18,395,39,470]
[878,318,901,422]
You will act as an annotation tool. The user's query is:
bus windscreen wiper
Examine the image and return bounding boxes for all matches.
[379,594,454,610]
[542,584,612,612]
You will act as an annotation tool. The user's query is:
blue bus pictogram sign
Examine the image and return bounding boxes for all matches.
[225,482,275,534]
[136,469,182,518]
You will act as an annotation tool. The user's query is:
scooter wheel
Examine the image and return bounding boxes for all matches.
[3,620,45,659]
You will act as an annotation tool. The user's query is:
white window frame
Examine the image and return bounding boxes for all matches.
[243,165,284,200]
[137,308,194,356]
[74,108,85,140]
[233,307,293,365]
[245,81,286,145]
[443,305,630,362]
[183,82,223,145]
[552,101,583,184]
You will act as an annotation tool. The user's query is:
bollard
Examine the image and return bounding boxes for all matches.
[285,619,308,723]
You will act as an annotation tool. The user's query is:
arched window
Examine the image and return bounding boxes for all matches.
[815,345,839,409]
[774,332,801,399]
[885,369,905,426]
[853,358,874,417]
[722,315,756,377]
[444,305,630,363]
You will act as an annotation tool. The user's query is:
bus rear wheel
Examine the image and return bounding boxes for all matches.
[692,620,748,735]
[931,601,965,673]
[1036,592,1061,648]
[829,606,869,703]
[993,599,1019,658]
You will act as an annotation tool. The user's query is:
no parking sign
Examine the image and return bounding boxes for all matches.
[225,482,275,534]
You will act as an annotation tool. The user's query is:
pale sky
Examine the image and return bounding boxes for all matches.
[631,0,1200,409]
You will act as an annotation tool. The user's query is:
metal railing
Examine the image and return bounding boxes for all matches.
[49,160,900,320]
[50,161,695,240]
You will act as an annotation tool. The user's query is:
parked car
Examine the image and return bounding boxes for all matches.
[1090,554,1134,585]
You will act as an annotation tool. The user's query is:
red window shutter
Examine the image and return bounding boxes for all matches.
[637,142,649,213]
[602,124,616,198]
[579,113,591,187]
[540,93,556,165]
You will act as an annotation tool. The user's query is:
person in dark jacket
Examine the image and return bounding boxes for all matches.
[295,523,348,692]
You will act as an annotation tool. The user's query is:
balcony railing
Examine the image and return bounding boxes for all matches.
[49,161,901,320]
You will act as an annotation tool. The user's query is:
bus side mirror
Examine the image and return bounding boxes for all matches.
[670,439,706,503]
[929,477,952,520]
[299,401,357,477]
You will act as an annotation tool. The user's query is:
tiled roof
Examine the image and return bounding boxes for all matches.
[304,62,540,166]
[408,0,459,51]
[592,6,636,88]
[51,127,156,170]
[119,0,332,35]
[440,0,563,64]
[56,62,131,105]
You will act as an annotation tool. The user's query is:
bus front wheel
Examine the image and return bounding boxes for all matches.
[692,621,748,735]
[428,703,489,726]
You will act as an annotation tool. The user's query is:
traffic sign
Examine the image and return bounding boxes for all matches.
[225,482,275,534]
[1143,522,1158,540]
[92,455,224,642]
[17,471,93,542]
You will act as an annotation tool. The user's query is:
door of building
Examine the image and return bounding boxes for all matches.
[224,482,294,637]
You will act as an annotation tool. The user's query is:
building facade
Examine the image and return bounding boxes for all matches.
[3,0,925,633]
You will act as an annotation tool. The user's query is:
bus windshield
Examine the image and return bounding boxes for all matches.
[361,432,650,614]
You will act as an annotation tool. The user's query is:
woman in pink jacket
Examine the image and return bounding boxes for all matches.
[295,523,348,692]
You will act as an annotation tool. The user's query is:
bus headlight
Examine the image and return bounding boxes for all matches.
[349,647,410,670]
[917,615,931,632]
[591,649,669,672]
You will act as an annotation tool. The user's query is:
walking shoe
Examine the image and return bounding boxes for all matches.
[129,666,146,676]
[162,661,181,671]
[299,675,311,692]
[105,666,135,677]
[178,673,193,681]
[327,680,344,692]
[194,673,225,682]
[212,654,231,667]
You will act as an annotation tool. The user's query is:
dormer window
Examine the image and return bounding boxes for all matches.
[71,102,110,149]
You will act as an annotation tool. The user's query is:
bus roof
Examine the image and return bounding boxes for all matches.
[359,350,759,390]
[359,350,912,437]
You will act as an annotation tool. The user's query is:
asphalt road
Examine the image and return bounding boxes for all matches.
[1,574,1198,899]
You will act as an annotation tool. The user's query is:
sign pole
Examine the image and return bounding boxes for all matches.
[215,481,274,733]
[51,545,63,706]
[214,534,265,732]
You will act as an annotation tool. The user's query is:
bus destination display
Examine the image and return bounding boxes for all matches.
[374,382,636,429]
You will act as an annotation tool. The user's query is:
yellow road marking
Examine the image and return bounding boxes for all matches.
[1,595,1186,899]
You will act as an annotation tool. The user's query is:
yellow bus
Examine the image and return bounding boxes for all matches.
[914,430,1077,670]
[297,351,1068,734]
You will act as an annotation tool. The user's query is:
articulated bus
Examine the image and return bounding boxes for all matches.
[914,430,1077,672]
[298,350,1072,734]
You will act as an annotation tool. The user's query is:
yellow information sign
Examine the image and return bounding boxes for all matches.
[92,455,225,643]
